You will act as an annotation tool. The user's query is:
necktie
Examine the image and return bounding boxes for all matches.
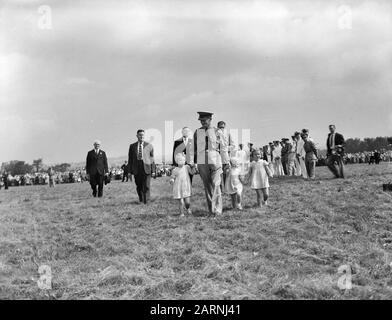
[330,134,334,149]
[138,143,142,160]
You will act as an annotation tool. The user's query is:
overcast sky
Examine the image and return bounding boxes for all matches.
[1,0,391,164]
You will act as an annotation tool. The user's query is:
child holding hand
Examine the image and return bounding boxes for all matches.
[170,153,194,217]
[224,157,246,210]
[247,149,272,208]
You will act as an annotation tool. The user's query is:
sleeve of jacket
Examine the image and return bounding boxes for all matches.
[338,133,345,146]
[103,152,109,173]
[193,130,198,165]
[188,139,195,166]
[172,141,177,165]
[150,144,156,173]
[128,144,133,175]
[218,129,229,164]
[86,152,90,173]
[312,141,318,158]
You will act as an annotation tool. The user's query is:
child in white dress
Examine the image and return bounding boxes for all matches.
[248,149,271,208]
[170,153,194,217]
[224,157,246,210]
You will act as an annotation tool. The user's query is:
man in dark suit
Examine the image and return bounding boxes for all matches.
[121,161,129,182]
[326,124,345,178]
[172,127,194,183]
[86,140,109,197]
[1,171,9,190]
[128,129,155,204]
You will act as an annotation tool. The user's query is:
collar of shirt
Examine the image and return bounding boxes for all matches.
[183,137,188,145]
[95,149,100,154]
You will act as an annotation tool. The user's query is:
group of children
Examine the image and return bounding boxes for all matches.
[169,149,272,217]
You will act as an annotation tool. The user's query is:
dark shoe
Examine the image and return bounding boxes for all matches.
[98,192,103,198]
[92,192,97,197]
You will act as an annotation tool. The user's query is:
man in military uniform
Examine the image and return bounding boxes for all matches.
[193,112,228,216]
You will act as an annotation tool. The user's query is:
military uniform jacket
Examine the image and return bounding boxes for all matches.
[193,127,228,166]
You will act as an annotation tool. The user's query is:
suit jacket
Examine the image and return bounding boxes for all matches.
[121,164,129,174]
[86,149,108,176]
[326,132,345,155]
[172,138,194,166]
[128,141,155,175]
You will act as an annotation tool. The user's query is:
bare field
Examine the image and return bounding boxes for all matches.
[1,163,392,300]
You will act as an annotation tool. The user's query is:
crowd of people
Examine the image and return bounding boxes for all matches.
[2,111,391,218]
[0,165,174,189]
[0,170,88,188]
[343,150,392,165]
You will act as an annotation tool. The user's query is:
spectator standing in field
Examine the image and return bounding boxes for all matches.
[302,132,318,179]
[86,140,109,198]
[248,143,256,162]
[374,150,381,164]
[296,131,308,179]
[326,124,345,179]
[287,137,296,176]
[281,138,290,175]
[2,171,9,190]
[128,129,155,204]
[48,167,55,187]
[272,140,284,177]
[121,161,129,182]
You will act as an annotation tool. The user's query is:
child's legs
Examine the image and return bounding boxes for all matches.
[236,192,242,205]
[261,188,269,202]
[255,189,263,205]
[183,197,191,209]
[178,199,184,213]
[230,193,237,208]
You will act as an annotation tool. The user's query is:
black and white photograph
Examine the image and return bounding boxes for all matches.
[1,0,392,305]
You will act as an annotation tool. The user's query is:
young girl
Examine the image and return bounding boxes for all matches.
[248,149,272,208]
[170,153,194,217]
[224,157,246,210]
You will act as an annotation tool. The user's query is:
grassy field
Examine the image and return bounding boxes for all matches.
[1,163,392,300]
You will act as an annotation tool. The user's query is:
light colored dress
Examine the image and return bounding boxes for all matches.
[235,149,250,175]
[172,165,192,199]
[272,145,284,176]
[224,167,243,195]
[250,160,270,189]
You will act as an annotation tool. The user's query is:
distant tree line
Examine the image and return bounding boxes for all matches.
[344,137,392,153]
[1,158,71,176]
